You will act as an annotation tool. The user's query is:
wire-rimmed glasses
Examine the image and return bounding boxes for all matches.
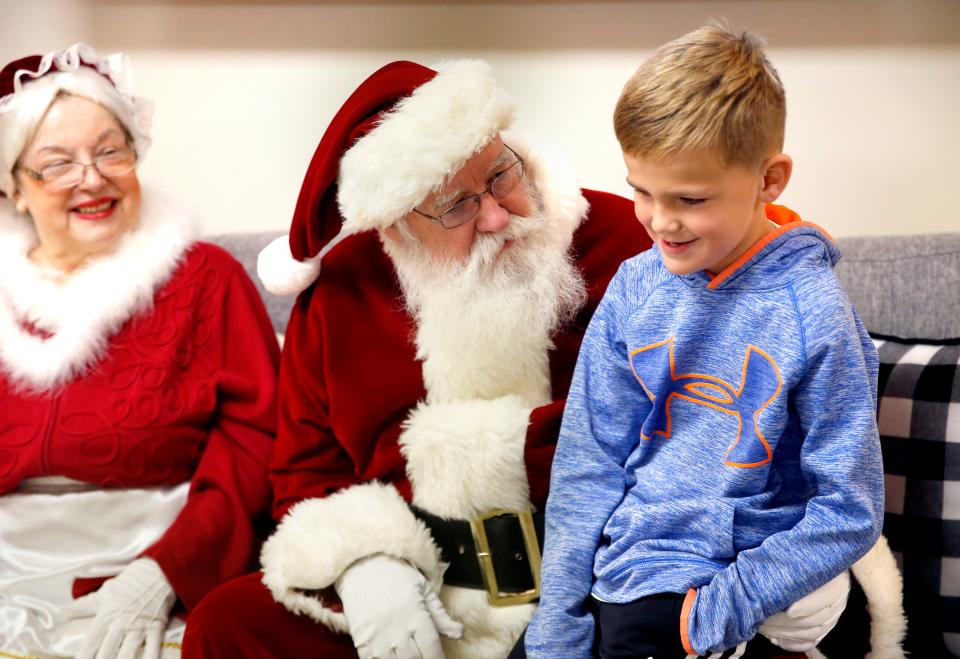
[412,145,524,229]
[18,146,138,190]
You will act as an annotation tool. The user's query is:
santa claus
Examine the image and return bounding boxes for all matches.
[182,59,902,659]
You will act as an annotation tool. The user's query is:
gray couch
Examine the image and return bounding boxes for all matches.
[833,233,960,340]
[209,231,960,340]
[209,229,960,656]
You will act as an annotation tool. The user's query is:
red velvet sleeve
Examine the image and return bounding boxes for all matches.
[143,249,280,611]
[269,235,422,521]
[269,288,360,520]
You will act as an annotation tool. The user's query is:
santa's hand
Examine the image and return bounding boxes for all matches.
[59,557,176,659]
[758,571,850,652]
[335,554,463,659]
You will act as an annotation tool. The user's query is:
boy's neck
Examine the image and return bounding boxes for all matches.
[706,206,779,277]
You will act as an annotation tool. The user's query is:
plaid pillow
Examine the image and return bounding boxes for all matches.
[874,334,960,658]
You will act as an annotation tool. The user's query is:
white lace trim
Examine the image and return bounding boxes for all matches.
[0,43,133,113]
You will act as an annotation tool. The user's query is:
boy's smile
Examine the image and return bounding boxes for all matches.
[623,149,790,277]
[659,237,698,255]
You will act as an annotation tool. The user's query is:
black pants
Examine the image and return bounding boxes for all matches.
[508,592,802,659]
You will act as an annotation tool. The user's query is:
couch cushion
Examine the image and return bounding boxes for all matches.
[205,231,293,335]
[874,333,960,657]
[836,234,960,341]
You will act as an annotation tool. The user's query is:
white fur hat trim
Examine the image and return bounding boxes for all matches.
[337,59,515,233]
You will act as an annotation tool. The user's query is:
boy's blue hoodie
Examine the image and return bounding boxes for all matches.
[526,211,884,656]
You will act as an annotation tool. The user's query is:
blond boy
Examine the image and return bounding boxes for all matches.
[524,25,884,658]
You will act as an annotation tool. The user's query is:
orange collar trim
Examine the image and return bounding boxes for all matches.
[706,205,833,291]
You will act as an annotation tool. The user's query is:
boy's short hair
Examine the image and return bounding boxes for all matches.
[614,23,786,167]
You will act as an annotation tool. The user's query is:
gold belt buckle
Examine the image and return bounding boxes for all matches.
[468,509,542,607]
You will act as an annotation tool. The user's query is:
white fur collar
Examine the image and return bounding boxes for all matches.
[0,186,198,390]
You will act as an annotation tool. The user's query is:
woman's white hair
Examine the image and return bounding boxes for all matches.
[0,43,152,198]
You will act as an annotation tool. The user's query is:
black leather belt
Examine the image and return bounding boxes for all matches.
[412,506,544,606]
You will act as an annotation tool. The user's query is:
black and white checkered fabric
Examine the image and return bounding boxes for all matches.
[874,334,960,658]
[684,643,747,658]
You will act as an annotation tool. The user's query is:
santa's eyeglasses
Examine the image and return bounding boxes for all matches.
[412,145,524,230]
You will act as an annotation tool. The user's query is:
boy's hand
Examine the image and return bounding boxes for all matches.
[758,571,850,651]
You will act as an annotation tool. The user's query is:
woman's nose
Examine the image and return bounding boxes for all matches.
[76,163,107,190]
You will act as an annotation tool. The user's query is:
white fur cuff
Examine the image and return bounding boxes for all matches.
[260,482,443,630]
[400,395,534,519]
[850,534,907,659]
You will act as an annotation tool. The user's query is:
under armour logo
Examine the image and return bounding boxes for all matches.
[629,337,782,468]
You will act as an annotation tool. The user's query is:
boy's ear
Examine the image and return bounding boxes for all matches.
[758,153,792,203]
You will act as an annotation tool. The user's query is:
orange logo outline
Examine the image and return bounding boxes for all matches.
[628,337,782,468]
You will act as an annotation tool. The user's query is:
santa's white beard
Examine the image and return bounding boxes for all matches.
[383,205,586,406]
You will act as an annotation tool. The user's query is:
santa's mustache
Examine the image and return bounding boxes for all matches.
[458,212,544,277]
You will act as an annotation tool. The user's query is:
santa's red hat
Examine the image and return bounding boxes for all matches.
[257,59,515,296]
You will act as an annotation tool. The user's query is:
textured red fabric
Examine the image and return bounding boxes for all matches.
[269,189,651,520]
[287,61,437,263]
[0,242,280,611]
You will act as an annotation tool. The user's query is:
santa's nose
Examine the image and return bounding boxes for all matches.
[474,193,510,233]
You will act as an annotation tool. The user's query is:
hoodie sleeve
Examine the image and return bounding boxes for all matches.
[525,263,651,658]
[685,280,885,653]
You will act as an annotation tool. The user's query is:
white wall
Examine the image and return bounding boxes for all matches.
[2,0,958,237]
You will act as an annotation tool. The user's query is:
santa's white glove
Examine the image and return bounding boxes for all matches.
[335,554,463,659]
[59,557,176,659]
[758,571,850,652]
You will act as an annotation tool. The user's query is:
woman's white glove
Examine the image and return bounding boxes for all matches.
[59,557,176,659]
[335,554,464,659]
[758,571,851,651]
